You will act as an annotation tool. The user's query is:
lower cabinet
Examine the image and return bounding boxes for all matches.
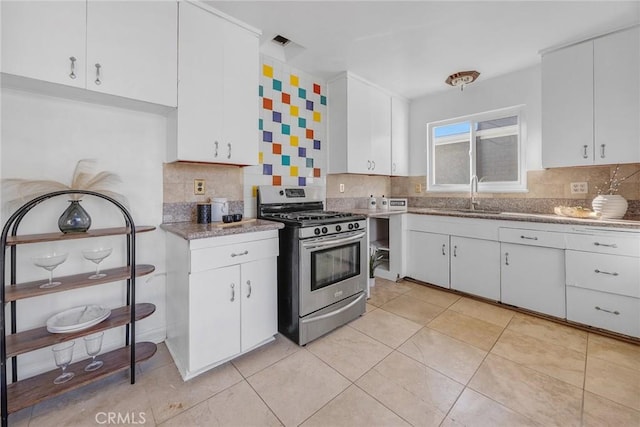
[450,236,500,301]
[166,230,278,380]
[407,231,449,288]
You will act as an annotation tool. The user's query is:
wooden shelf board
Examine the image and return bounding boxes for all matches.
[5,264,155,302]
[7,342,156,414]
[6,226,155,246]
[6,303,156,358]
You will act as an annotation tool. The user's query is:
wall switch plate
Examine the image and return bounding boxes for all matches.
[570,182,588,194]
[339,183,345,193]
[194,179,206,195]
[414,183,422,193]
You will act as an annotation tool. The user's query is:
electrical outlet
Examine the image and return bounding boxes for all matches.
[339,183,345,193]
[414,183,422,193]
[570,182,588,194]
[194,179,206,195]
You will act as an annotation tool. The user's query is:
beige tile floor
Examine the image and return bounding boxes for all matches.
[10,279,640,426]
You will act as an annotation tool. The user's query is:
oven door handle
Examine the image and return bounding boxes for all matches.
[301,292,366,324]
[301,231,367,249]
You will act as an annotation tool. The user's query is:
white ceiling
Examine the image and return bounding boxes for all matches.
[206,1,639,100]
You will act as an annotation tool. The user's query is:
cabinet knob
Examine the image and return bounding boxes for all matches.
[227,143,232,159]
[367,160,371,170]
[69,56,77,80]
[214,141,219,157]
[453,245,457,257]
[600,144,606,159]
[246,280,252,298]
[505,252,509,266]
[230,283,235,302]
[441,244,446,256]
[94,63,102,85]
[371,160,376,170]
[582,145,589,159]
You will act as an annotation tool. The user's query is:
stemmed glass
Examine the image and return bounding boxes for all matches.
[83,332,104,372]
[52,341,75,384]
[81,248,112,279]
[32,253,69,289]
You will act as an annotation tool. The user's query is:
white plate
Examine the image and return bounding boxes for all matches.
[46,305,111,334]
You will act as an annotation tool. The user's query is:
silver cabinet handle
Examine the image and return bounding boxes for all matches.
[371,160,376,170]
[94,63,102,85]
[230,283,235,302]
[520,235,538,241]
[246,280,252,298]
[595,269,619,276]
[214,141,219,157]
[595,306,620,315]
[230,250,249,258]
[600,144,606,159]
[505,252,509,266]
[367,160,371,170]
[594,242,617,248]
[227,143,232,159]
[441,244,446,256]
[582,145,589,159]
[453,245,457,257]
[69,56,77,79]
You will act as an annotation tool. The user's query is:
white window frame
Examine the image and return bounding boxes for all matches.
[427,105,527,193]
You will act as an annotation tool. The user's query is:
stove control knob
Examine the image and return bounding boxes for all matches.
[354,223,360,229]
[321,227,328,234]
[314,228,321,235]
[335,225,342,232]
[279,190,284,196]
[348,223,354,230]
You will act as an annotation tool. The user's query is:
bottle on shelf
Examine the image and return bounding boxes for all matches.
[368,195,377,211]
[380,195,388,211]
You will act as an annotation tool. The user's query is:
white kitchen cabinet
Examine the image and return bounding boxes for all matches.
[542,26,640,167]
[85,1,178,106]
[167,1,259,165]
[166,230,278,380]
[391,96,409,176]
[450,236,500,301]
[1,1,86,88]
[1,0,177,107]
[328,73,392,175]
[406,231,450,288]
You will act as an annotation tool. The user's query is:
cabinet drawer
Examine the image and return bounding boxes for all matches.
[566,286,639,337]
[566,251,640,298]
[499,227,565,249]
[190,238,278,272]
[565,232,640,257]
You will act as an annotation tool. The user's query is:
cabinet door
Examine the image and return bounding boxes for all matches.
[86,1,177,106]
[1,1,86,88]
[542,41,594,168]
[346,77,373,174]
[369,87,392,175]
[501,243,565,318]
[594,27,640,164]
[189,265,241,371]
[221,19,259,165]
[450,237,500,300]
[391,97,409,176]
[240,258,278,351]
[407,231,449,288]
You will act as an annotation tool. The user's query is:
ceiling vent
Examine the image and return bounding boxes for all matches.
[272,35,291,46]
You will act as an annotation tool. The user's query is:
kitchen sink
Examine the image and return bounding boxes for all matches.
[428,208,502,215]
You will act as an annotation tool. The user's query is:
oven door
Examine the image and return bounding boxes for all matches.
[299,230,367,316]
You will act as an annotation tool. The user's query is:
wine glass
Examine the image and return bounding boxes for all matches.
[83,332,104,372]
[32,253,69,288]
[52,341,75,384]
[82,248,112,279]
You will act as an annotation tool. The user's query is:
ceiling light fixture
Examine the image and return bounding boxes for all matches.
[446,70,480,91]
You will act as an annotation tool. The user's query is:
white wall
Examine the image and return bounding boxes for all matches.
[1,88,167,378]
[409,65,542,176]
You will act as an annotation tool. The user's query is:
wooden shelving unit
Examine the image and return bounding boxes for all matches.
[0,190,158,427]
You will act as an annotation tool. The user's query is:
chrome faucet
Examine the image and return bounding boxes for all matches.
[470,175,479,210]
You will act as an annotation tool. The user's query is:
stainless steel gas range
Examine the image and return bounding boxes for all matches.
[257,186,367,345]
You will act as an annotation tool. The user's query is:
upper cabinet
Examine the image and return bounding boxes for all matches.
[391,96,409,176]
[542,26,639,167]
[167,1,260,165]
[1,1,177,107]
[328,73,392,175]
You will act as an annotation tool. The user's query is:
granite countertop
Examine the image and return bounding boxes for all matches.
[340,207,640,229]
[161,219,284,240]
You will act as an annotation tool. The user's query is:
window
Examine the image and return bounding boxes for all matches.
[427,106,526,192]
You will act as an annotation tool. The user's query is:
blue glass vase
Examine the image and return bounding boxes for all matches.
[58,200,91,233]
